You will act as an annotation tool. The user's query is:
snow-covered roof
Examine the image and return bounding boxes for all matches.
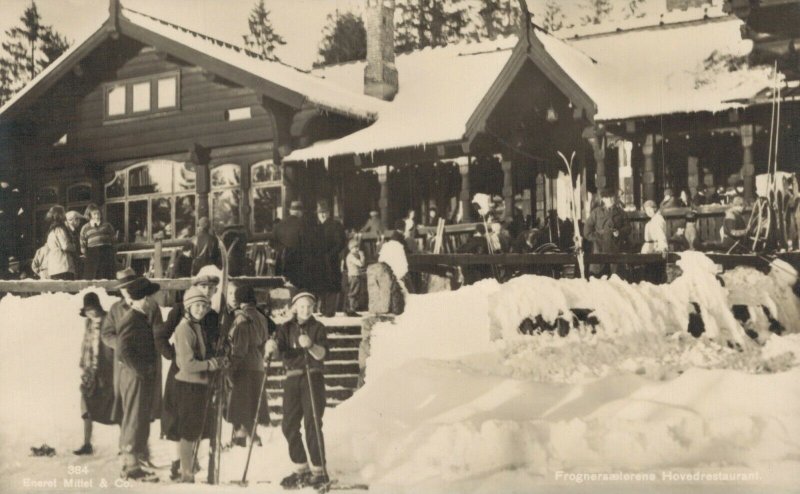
[544,13,774,121]
[285,37,517,163]
[1,6,386,122]
[286,8,775,163]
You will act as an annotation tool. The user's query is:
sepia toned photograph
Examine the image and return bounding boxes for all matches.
[0,0,798,492]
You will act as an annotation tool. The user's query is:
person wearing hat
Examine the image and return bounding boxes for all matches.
[583,189,631,277]
[74,292,116,456]
[344,237,365,317]
[80,204,117,280]
[359,210,385,235]
[116,277,161,481]
[312,200,346,317]
[273,200,308,289]
[100,268,164,469]
[190,217,222,276]
[173,287,223,483]
[265,292,329,489]
[224,283,272,448]
[156,268,221,481]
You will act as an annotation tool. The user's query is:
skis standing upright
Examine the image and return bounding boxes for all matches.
[207,234,238,484]
[557,151,586,279]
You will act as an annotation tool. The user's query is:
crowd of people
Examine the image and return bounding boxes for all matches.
[75,266,332,488]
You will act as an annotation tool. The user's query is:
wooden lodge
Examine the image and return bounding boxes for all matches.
[1,0,798,273]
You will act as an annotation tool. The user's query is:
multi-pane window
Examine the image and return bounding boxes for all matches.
[104,160,196,243]
[250,160,282,233]
[104,71,180,119]
[210,164,242,233]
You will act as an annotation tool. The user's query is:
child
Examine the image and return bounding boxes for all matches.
[265,292,329,489]
[344,238,365,317]
[75,292,116,455]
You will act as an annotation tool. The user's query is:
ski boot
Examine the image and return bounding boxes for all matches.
[121,466,159,482]
[308,472,330,491]
[73,444,93,456]
[280,471,311,489]
[170,459,201,481]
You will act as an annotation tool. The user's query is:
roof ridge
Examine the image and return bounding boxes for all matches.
[121,6,312,75]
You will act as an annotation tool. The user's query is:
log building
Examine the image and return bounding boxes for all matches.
[0,0,797,262]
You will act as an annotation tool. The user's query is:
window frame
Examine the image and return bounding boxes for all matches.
[249,160,283,233]
[210,164,243,231]
[103,70,181,122]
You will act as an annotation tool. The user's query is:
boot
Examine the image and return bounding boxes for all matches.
[121,466,158,482]
[169,460,180,481]
[280,471,311,489]
[308,471,330,489]
[73,444,93,456]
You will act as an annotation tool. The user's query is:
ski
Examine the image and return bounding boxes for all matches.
[557,150,586,279]
[317,480,369,492]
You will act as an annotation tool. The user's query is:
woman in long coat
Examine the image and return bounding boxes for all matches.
[74,292,116,455]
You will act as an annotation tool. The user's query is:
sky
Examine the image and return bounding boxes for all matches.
[0,0,675,69]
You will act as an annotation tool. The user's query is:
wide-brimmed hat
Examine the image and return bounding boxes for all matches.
[125,277,160,301]
[289,200,304,211]
[79,292,105,317]
[291,291,316,307]
[115,268,138,289]
[316,201,330,214]
[66,210,83,221]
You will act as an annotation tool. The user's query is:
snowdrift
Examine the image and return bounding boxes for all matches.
[323,252,800,490]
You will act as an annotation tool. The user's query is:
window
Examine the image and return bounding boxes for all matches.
[104,71,179,119]
[132,81,151,112]
[211,164,241,232]
[107,85,126,116]
[250,160,283,233]
[36,186,58,205]
[104,160,196,243]
[226,107,252,121]
[157,77,177,109]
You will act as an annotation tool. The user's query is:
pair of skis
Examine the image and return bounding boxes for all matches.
[557,151,586,279]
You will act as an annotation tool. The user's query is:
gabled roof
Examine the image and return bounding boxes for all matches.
[285,7,776,164]
[0,4,386,124]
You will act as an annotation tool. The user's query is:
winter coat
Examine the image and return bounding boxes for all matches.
[275,315,328,373]
[312,217,347,293]
[583,205,630,255]
[118,308,159,380]
[191,229,222,276]
[101,298,163,423]
[641,212,668,253]
[225,305,271,427]
[79,317,116,425]
[273,215,307,289]
[174,316,213,384]
[45,225,76,277]
[377,239,409,280]
[32,245,49,279]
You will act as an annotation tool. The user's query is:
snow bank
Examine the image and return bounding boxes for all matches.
[325,253,800,490]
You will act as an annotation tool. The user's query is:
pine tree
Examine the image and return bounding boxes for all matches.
[242,0,286,61]
[315,11,367,68]
[580,0,612,25]
[395,0,473,53]
[0,1,70,105]
[541,0,565,32]
[476,0,521,39]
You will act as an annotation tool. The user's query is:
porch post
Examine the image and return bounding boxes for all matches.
[501,158,513,221]
[740,124,755,203]
[377,165,389,228]
[687,155,700,198]
[456,156,472,222]
[189,143,211,220]
[643,134,656,202]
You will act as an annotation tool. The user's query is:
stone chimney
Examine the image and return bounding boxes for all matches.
[666,0,712,11]
[364,0,398,101]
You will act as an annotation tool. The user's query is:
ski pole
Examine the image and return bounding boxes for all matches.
[304,349,329,483]
[238,356,271,486]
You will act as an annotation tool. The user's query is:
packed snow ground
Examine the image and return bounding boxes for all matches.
[1,252,799,493]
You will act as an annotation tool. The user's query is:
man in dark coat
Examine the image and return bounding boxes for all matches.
[273,201,308,289]
[313,201,346,317]
[191,217,222,276]
[101,269,163,466]
[116,277,161,481]
[584,189,631,277]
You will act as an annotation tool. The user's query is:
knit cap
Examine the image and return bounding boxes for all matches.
[183,286,210,309]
